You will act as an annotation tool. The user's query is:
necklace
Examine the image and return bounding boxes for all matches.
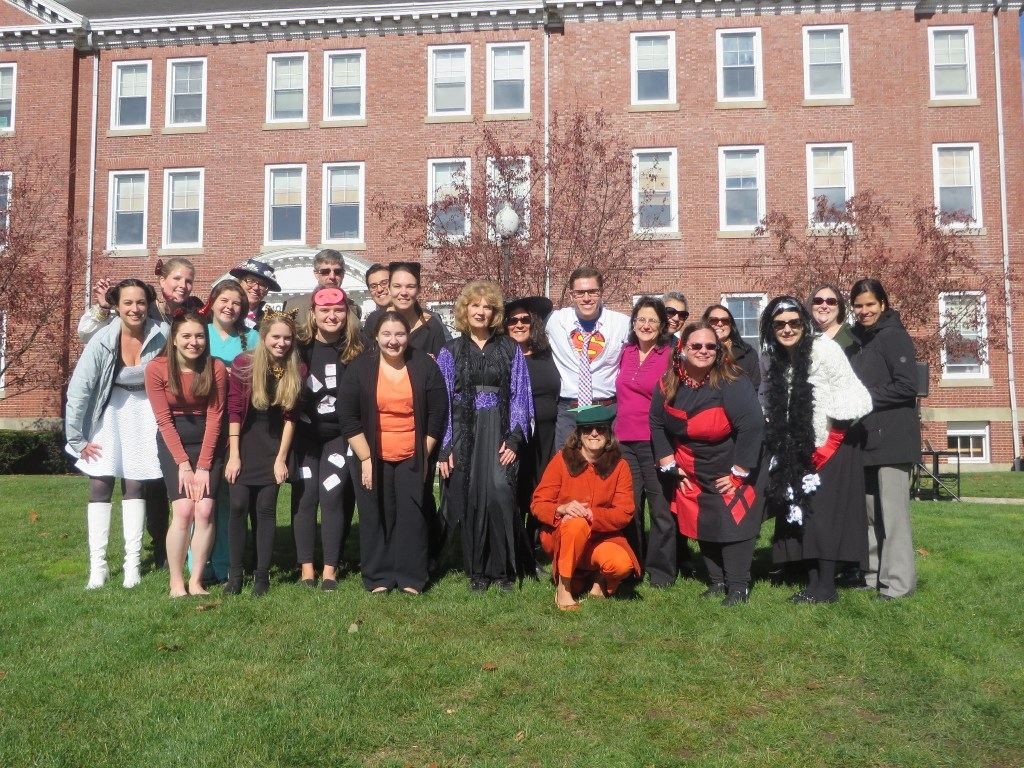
[270,363,285,381]
[681,369,709,390]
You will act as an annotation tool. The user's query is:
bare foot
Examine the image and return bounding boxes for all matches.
[188,582,210,596]
[169,588,188,598]
[555,579,578,610]
[371,586,389,594]
[588,582,607,599]
[401,587,420,596]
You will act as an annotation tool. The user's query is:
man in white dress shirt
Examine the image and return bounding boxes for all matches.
[546,266,631,447]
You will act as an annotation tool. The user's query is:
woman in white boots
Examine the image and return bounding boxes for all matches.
[66,279,166,589]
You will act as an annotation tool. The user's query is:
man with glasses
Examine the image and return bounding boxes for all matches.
[283,249,348,318]
[546,266,630,447]
[229,258,281,328]
[364,263,391,312]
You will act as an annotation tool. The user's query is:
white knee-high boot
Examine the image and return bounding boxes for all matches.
[86,502,112,589]
[122,498,146,588]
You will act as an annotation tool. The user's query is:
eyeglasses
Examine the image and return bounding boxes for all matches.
[367,279,390,291]
[505,314,532,327]
[634,319,660,328]
[707,316,731,326]
[571,289,601,298]
[687,342,719,352]
[812,296,839,307]
[318,267,344,276]
[579,425,610,436]
[241,277,270,293]
[773,319,804,332]
[664,308,689,321]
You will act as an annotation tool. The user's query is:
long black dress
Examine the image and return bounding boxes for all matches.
[437,334,535,583]
[517,349,560,525]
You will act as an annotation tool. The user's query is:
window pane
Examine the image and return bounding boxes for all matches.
[0,69,12,102]
[637,152,672,229]
[118,65,148,97]
[935,66,969,96]
[328,205,359,240]
[722,33,756,98]
[173,62,203,94]
[432,161,467,236]
[272,58,304,119]
[809,63,842,95]
[271,206,301,241]
[328,167,360,240]
[330,87,361,117]
[725,297,762,344]
[330,54,361,86]
[169,210,199,243]
[933,31,967,65]
[119,97,147,126]
[933,31,969,96]
[434,82,465,112]
[170,172,200,210]
[0,103,10,130]
[637,70,669,101]
[808,30,842,65]
[270,169,302,240]
[273,91,303,120]
[492,46,525,80]
[726,190,758,226]
[329,54,362,117]
[173,93,202,124]
[433,50,466,112]
[493,81,524,110]
[724,148,761,225]
[115,212,143,245]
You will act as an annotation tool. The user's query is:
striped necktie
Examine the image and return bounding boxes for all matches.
[577,331,593,407]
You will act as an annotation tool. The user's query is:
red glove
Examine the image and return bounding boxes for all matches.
[811,427,847,470]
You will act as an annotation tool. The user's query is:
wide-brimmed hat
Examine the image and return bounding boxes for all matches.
[570,404,617,427]
[229,259,281,293]
[504,296,554,322]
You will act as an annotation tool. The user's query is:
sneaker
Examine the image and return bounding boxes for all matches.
[721,587,750,607]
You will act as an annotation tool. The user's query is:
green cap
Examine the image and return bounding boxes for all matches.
[570,404,616,427]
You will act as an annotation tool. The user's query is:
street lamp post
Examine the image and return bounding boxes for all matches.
[495,202,520,294]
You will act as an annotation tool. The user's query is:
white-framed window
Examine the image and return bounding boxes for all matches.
[426,301,457,337]
[486,155,530,240]
[946,421,989,462]
[0,64,16,131]
[323,49,365,120]
[929,26,976,100]
[107,171,148,250]
[721,293,767,348]
[633,148,677,233]
[718,146,765,231]
[939,291,988,378]
[716,29,762,102]
[0,171,10,234]
[486,42,529,114]
[111,60,151,129]
[165,58,206,128]
[428,158,470,240]
[428,44,470,117]
[803,25,850,99]
[266,53,308,123]
[264,164,306,245]
[162,168,203,248]
[631,32,675,105]
[933,143,982,228]
[321,162,364,244]
[806,143,854,224]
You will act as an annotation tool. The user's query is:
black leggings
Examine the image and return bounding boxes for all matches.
[292,435,355,566]
[88,477,145,502]
[807,558,838,599]
[228,483,280,576]
[699,537,757,592]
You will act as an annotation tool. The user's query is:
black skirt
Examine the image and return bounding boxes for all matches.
[156,414,224,502]
[237,407,285,487]
[772,432,869,566]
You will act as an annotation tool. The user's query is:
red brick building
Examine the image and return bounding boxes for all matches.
[1,0,1022,468]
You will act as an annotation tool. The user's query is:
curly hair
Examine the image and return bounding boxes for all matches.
[452,280,504,334]
[627,296,674,347]
[561,426,623,479]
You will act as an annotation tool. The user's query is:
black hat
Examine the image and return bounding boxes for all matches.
[504,295,553,322]
[388,261,421,282]
[569,404,617,427]
[229,259,281,293]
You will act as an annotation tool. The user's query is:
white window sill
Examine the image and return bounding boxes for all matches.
[319,118,368,128]
[158,246,205,256]
[107,247,150,258]
[316,241,366,251]
[483,112,532,122]
[938,377,993,388]
[263,121,309,131]
[107,128,152,137]
[929,98,980,107]
[802,97,854,107]
[425,114,473,124]
[715,100,766,110]
[939,226,988,236]
[627,103,680,113]
[717,229,761,239]
[161,125,208,135]
[0,130,14,139]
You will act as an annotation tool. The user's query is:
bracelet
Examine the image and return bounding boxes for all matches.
[91,304,111,322]
[730,465,750,479]
[659,461,677,474]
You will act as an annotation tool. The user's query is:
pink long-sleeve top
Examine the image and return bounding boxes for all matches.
[144,356,228,471]
[614,343,671,442]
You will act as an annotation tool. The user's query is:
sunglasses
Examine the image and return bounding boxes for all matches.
[505,314,532,327]
[707,316,731,326]
[579,425,610,435]
[812,297,839,307]
[664,308,689,320]
[318,267,344,276]
[773,319,804,331]
[687,342,719,352]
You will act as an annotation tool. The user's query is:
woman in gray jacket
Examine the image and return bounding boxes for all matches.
[65,279,166,590]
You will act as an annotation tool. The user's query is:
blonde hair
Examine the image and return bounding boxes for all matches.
[298,296,364,364]
[452,280,504,334]
[237,314,302,411]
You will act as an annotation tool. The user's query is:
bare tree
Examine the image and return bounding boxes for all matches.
[371,108,665,306]
[0,148,82,399]
[750,190,1002,369]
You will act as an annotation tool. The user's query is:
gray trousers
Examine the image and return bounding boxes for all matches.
[554,400,575,451]
[864,464,917,598]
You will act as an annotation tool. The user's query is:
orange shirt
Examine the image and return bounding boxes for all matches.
[377,365,415,462]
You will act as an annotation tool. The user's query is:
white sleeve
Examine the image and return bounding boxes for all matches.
[818,337,872,421]
[77,306,114,344]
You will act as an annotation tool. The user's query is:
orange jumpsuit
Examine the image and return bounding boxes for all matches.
[530,451,640,594]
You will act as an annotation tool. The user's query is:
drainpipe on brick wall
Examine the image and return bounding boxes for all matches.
[84,39,98,306]
[542,25,551,299]
[992,11,1021,464]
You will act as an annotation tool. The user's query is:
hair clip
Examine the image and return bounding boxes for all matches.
[171,307,188,320]
[154,259,164,277]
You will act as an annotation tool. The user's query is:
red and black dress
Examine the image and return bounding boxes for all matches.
[649,376,766,544]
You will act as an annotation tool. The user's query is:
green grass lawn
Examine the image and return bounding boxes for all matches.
[1,475,1022,768]
[958,471,1024,499]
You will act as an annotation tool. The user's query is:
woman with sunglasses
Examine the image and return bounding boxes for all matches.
[614,297,675,585]
[504,296,560,558]
[702,305,760,387]
[531,405,639,611]
[808,284,857,357]
[662,292,690,340]
[758,297,872,604]
[437,281,535,591]
[650,322,766,606]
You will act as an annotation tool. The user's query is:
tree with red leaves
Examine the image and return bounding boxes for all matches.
[750,191,1002,371]
[0,149,82,401]
[372,108,665,307]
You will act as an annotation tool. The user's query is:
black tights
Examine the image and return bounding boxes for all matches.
[699,537,757,592]
[228,484,280,577]
[806,559,838,600]
[89,477,144,503]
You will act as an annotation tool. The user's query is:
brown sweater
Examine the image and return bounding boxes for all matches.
[144,356,228,470]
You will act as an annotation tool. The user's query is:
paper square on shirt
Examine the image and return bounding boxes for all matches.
[323,473,341,491]
[300,466,313,479]
[327,452,345,469]
[325,364,337,376]
[317,395,336,415]
[307,374,324,393]
[325,376,337,389]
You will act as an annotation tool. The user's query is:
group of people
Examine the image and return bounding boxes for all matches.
[65,252,921,609]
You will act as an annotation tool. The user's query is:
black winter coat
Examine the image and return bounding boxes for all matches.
[850,309,921,467]
[729,338,761,389]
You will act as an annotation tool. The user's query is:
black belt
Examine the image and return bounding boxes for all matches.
[559,396,616,408]
[113,382,146,392]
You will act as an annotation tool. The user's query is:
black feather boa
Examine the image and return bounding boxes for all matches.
[763,337,817,509]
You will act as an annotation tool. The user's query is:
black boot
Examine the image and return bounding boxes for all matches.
[700,582,726,598]
[252,570,270,597]
[721,586,750,607]
[224,569,243,596]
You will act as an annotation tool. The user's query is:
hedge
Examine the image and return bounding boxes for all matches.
[0,429,70,474]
